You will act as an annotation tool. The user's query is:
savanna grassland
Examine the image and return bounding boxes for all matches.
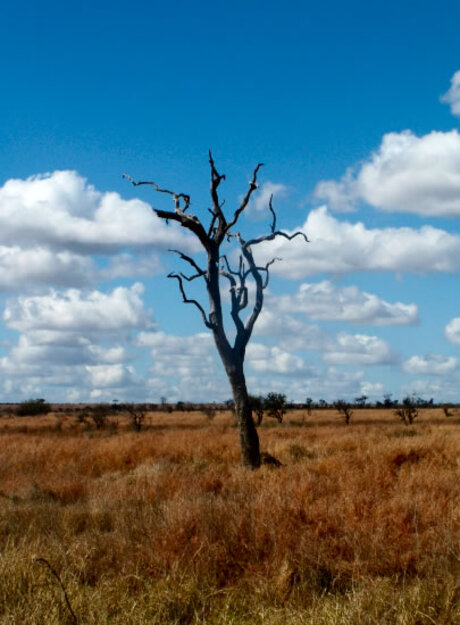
[0,408,459,624]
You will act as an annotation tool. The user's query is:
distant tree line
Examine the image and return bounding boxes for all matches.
[3,393,457,431]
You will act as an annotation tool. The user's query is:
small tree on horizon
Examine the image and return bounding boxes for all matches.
[125,155,307,469]
[354,395,368,408]
[16,398,51,417]
[335,399,353,425]
[263,392,288,424]
[123,403,146,432]
[395,396,419,426]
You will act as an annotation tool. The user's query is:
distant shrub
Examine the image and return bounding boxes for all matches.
[122,403,146,432]
[16,398,51,417]
[335,400,353,425]
[354,395,368,408]
[87,404,112,430]
[264,393,287,424]
[395,396,419,426]
[202,406,217,420]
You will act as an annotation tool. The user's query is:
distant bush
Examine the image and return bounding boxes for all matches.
[395,396,419,426]
[16,398,51,417]
[87,404,112,430]
[335,400,353,425]
[202,406,217,421]
[122,403,146,432]
[264,392,287,424]
[305,397,314,415]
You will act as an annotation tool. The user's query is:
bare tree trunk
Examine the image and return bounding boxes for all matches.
[225,362,260,469]
[124,155,307,469]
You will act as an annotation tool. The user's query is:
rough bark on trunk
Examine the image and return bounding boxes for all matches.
[226,363,260,469]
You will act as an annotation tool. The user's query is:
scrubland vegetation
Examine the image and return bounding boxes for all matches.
[0,407,459,624]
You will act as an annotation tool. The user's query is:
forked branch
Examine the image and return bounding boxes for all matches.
[168,273,212,329]
[122,173,191,212]
[169,249,206,279]
[225,162,264,233]
[208,151,227,239]
[124,159,308,348]
[123,173,210,249]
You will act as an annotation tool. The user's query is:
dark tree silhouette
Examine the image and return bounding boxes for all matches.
[124,154,308,469]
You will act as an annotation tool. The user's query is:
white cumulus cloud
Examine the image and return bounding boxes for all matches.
[137,331,217,378]
[0,171,197,292]
[445,317,460,344]
[247,343,307,375]
[269,281,418,325]
[85,364,139,389]
[441,70,460,117]
[322,332,396,366]
[255,308,396,366]
[251,181,288,214]
[249,367,368,403]
[315,130,460,217]
[3,283,153,334]
[0,284,155,401]
[0,246,95,291]
[254,206,460,279]
[403,354,458,375]
[0,170,197,252]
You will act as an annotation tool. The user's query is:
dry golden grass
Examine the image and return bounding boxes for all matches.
[0,408,459,624]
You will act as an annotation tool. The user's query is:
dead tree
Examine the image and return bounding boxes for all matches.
[124,154,308,469]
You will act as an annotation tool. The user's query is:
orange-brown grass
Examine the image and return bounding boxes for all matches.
[0,409,459,624]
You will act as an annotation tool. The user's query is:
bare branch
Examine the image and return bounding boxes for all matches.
[122,173,191,211]
[219,268,237,292]
[225,162,264,233]
[124,172,212,249]
[219,267,236,286]
[168,273,213,329]
[178,271,204,282]
[169,249,205,277]
[237,286,248,311]
[219,255,250,311]
[154,208,210,250]
[209,151,226,188]
[208,151,227,239]
[245,229,309,249]
[233,192,308,249]
[268,194,276,231]
[219,254,241,278]
[35,558,78,625]
[261,257,281,271]
[241,247,264,342]
[257,257,281,289]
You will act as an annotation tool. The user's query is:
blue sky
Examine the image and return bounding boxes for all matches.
[1,0,460,403]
